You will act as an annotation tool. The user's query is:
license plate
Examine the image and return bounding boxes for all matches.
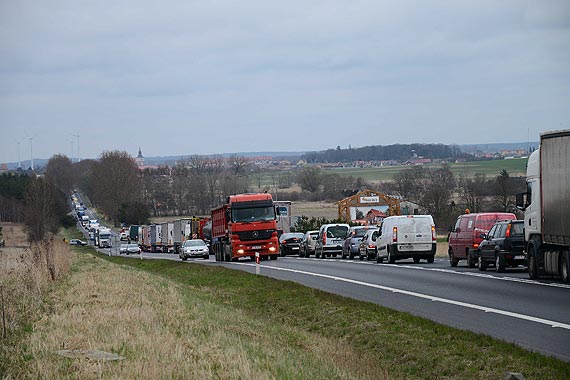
[252,246,262,250]
[292,247,299,250]
[514,255,525,260]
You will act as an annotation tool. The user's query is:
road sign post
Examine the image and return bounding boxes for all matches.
[255,252,260,275]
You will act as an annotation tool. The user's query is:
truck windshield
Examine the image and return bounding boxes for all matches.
[232,206,275,222]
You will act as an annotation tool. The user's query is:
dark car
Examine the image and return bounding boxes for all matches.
[342,226,375,259]
[478,220,526,272]
[279,232,305,256]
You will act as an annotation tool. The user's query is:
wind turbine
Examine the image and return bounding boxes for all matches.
[72,134,80,162]
[15,137,25,169]
[24,131,37,171]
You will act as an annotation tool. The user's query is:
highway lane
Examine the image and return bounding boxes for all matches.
[122,252,570,361]
[71,198,570,361]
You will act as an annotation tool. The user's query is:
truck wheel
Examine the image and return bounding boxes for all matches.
[528,246,538,279]
[561,252,569,283]
[427,255,435,264]
[449,248,458,267]
[495,253,505,273]
[270,254,278,260]
[413,256,420,264]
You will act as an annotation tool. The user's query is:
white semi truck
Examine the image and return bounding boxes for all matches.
[517,130,570,282]
[96,227,113,248]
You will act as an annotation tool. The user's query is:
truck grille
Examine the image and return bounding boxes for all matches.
[235,229,275,241]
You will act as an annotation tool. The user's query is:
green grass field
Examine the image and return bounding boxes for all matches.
[250,158,528,187]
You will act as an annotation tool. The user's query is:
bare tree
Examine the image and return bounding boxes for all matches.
[394,166,426,202]
[494,169,513,212]
[45,154,74,194]
[457,173,486,213]
[90,151,142,226]
[297,166,323,193]
[421,164,456,229]
[24,177,58,242]
[229,154,249,176]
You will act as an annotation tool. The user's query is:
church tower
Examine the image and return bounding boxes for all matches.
[135,147,145,167]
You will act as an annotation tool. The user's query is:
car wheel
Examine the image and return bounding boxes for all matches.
[466,251,476,268]
[203,254,209,260]
[359,254,364,261]
[427,255,435,264]
[449,248,458,267]
[478,256,487,271]
[495,253,505,273]
[376,255,383,264]
[388,247,396,264]
[413,256,420,264]
[349,252,354,260]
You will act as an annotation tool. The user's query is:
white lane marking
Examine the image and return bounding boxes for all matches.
[284,257,570,290]
[228,261,570,331]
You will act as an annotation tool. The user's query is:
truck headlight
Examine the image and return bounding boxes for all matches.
[237,249,244,254]
[269,246,276,252]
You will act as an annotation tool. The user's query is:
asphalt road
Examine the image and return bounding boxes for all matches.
[72,199,570,362]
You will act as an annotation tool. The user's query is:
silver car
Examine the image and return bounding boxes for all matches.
[180,239,210,260]
[119,243,128,254]
[301,230,319,258]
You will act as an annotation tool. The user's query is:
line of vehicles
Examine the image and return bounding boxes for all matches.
[71,130,569,282]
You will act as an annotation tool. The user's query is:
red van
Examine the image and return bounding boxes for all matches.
[448,212,516,267]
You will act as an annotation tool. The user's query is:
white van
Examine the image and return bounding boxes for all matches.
[315,223,350,259]
[376,215,436,264]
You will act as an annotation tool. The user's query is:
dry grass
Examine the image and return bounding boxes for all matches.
[0,224,73,376]
[8,251,386,379]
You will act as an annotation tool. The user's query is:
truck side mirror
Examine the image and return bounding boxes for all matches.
[275,206,280,216]
[515,193,526,211]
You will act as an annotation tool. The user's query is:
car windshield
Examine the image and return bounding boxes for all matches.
[184,240,206,247]
[127,244,139,249]
[232,206,276,222]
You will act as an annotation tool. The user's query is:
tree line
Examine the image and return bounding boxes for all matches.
[1,150,525,239]
[302,143,467,163]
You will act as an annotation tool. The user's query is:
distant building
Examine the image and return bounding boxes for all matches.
[136,147,145,167]
[135,148,158,170]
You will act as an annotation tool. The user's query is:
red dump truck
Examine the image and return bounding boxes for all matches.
[212,193,280,261]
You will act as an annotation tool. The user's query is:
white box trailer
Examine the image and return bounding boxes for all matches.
[517,129,570,282]
[161,222,174,252]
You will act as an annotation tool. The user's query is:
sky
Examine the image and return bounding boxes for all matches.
[1,1,569,164]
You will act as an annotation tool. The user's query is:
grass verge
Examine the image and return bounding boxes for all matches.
[4,245,569,379]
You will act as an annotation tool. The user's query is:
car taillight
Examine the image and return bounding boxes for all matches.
[431,225,436,241]
[323,235,326,245]
[392,226,398,243]
[505,224,511,238]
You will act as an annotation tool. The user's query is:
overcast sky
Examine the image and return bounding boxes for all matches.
[1,1,569,163]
